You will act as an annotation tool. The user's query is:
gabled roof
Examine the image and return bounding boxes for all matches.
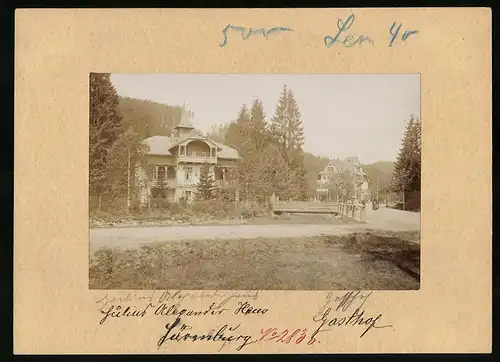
[142,136,174,156]
[141,135,240,159]
[211,140,240,159]
[318,157,365,176]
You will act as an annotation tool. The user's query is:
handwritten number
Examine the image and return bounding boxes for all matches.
[275,329,289,343]
[307,336,317,345]
[284,329,301,344]
[259,328,318,345]
[389,22,418,47]
[295,329,307,344]
[402,29,418,41]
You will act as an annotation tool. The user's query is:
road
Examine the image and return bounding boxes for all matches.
[364,205,421,231]
[90,207,420,251]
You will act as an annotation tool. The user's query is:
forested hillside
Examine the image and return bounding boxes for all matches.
[362,161,395,196]
[118,97,194,139]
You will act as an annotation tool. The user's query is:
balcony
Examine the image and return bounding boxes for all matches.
[178,155,217,164]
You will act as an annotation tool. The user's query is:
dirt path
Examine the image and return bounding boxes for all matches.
[90,208,420,251]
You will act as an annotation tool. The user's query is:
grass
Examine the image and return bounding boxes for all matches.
[89,230,420,290]
[90,212,358,227]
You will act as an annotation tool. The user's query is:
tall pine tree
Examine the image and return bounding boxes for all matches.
[285,89,305,150]
[269,85,307,200]
[249,98,268,151]
[391,115,421,206]
[269,85,304,151]
[195,165,216,201]
[225,104,251,151]
[89,73,123,197]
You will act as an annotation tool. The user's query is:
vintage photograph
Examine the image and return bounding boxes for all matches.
[89,73,421,290]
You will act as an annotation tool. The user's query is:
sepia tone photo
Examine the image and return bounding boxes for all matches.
[89,73,421,291]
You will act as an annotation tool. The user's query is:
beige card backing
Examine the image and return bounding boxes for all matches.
[14,8,491,354]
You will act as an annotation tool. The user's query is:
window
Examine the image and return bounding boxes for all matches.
[191,151,197,156]
[157,166,166,180]
[152,167,157,180]
[167,167,176,179]
[201,152,206,156]
[185,167,193,180]
[186,191,192,199]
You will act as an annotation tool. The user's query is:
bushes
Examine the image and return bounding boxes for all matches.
[405,191,420,212]
[391,191,420,212]
[190,200,268,219]
[132,199,269,221]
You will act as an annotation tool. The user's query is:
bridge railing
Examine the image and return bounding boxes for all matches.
[269,200,367,222]
[338,203,367,222]
[270,200,339,213]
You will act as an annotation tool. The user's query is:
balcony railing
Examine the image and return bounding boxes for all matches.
[178,155,217,164]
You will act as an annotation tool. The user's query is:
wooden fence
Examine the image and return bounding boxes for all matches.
[338,203,367,222]
[271,200,367,222]
[271,201,340,214]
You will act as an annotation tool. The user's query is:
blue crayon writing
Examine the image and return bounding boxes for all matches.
[219,24,294,47]
[389,22,418,47]
[324,14,374,48]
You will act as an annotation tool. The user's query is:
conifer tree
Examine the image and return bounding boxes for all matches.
[391,115,422,207]
[195,165,216,201]
[89,73,123,197]
[269,85,305,151]
[225,104,251,151]
[269,85,289,147]
[285,89,305,150]
[249,98,268,151]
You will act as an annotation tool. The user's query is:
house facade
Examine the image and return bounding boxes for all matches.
[316,157,370,201]
[135,110,239,206]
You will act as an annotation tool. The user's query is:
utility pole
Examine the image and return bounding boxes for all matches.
[376,169,379,201]
[402,189,405,211]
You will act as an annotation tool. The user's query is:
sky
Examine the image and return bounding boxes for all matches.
[110,73,420,164]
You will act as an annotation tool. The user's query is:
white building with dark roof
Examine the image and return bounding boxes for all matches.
[135,106,239,205]
[316,157,370,201]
